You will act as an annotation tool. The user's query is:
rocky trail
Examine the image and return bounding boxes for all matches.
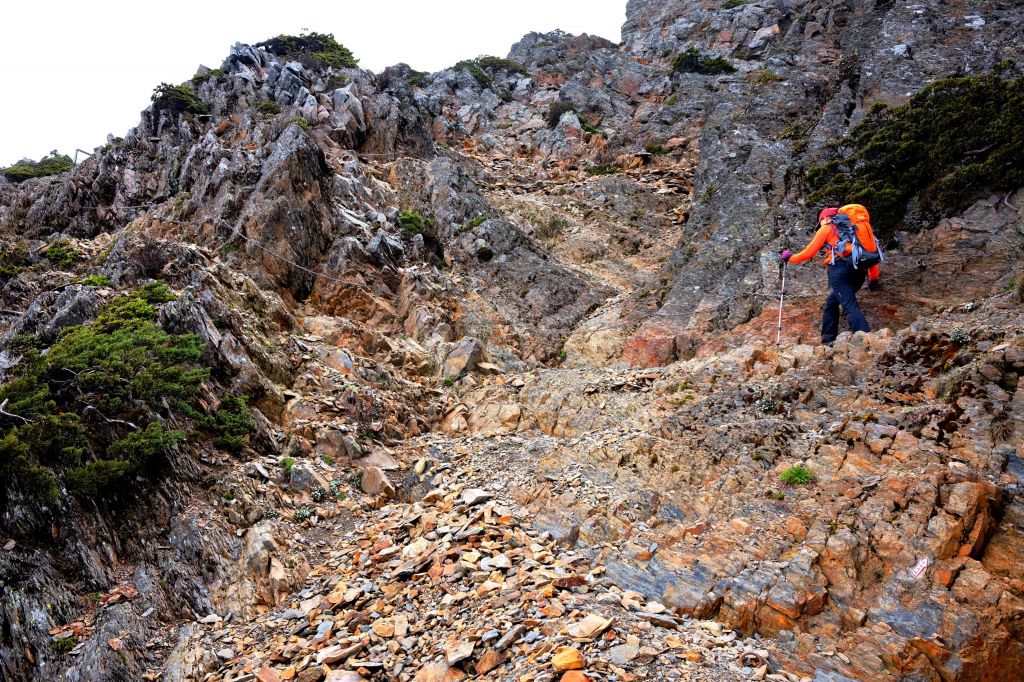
[159,287,1022,682]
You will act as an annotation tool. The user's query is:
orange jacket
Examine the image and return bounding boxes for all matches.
[789,222,880,280]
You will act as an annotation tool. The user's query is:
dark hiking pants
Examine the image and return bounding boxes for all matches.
[821,258,870,344]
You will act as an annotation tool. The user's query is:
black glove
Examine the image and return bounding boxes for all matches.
[868,279,880,291]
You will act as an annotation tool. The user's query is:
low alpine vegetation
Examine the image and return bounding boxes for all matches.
[399,210,436,237]
[807,74,1024,235]
[454,60,491,88]
[151,83,208,115]
[82,274,112,287]
[191,68,225,86]
[780,465,814,485]
[256,32,358,70]
[43,239,81,267]
[672,48,736,76]
[453,56,526,89]
[585,163,621,176]
[0,282,209,511]
[2,153,74,182]
[475,56,527,75]
[254,99,281,115]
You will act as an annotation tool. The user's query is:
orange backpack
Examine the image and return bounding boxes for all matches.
[832,203,882,269]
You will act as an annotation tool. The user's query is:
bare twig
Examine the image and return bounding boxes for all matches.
[0,398,30,424]
[82,405,139,430]
[963,143,995,156]
[1004,193,1020,212]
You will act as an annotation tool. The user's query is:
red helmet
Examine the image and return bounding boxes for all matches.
[818,207,839,222]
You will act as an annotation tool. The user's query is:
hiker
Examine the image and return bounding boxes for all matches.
[780,206,881,345]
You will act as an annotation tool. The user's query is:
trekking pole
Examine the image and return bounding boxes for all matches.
[776,262,787,346]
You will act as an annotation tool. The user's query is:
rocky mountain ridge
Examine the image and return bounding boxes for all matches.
[1,1,1022,681]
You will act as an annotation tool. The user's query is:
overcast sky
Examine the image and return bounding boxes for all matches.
[0,0,625,167]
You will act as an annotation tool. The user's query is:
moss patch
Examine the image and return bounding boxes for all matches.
[807,74,1024,235]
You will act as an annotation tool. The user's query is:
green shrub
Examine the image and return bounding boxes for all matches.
[781,123,810,154]
[191,68,225,86]
[282,456,295,474]
[672,48,736,75]
[405,69,429,88]
[43,240,80,267]
[475,56,527,75]
[292,116,310,131]
[107,423,184,467]
[807,75,1024,236]
[257,32,358,70]
[0,433,59,505]
[0,285,208,508]
[399,210,436,237]
[151,83,208,115]
[443,377,455,387]
[586,163,621,176]
[722,0,746,8]
[139,279,176,303]
[645,141,668,155]
[321,454,334,465]
[545,101,575,127]
[458,215,487,234]
[0,245,31,278]
[1,153,74,182]
[580,118,606,139]
[82,274,112,287]
[65,424,182,500]
[454,60,491,88]
[780,465,814,485]
[211,396,255,453]
[665,93,679,106]
[66,460,133,500]
[52,636,77,653]
[255,99,281,115]
[753,69,782,86]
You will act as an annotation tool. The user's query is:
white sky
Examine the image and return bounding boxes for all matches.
[0,0,626,167]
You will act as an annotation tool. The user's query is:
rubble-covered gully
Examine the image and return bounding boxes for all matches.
[1,2,1023,681]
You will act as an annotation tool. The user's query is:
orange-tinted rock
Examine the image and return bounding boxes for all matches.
[474,649,507,675]
[552,647,585,671]
[560,672,593,682]
[257,667,282,682]
[784,516,808,540]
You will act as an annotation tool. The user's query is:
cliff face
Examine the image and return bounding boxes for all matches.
[1,2,1022,681]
